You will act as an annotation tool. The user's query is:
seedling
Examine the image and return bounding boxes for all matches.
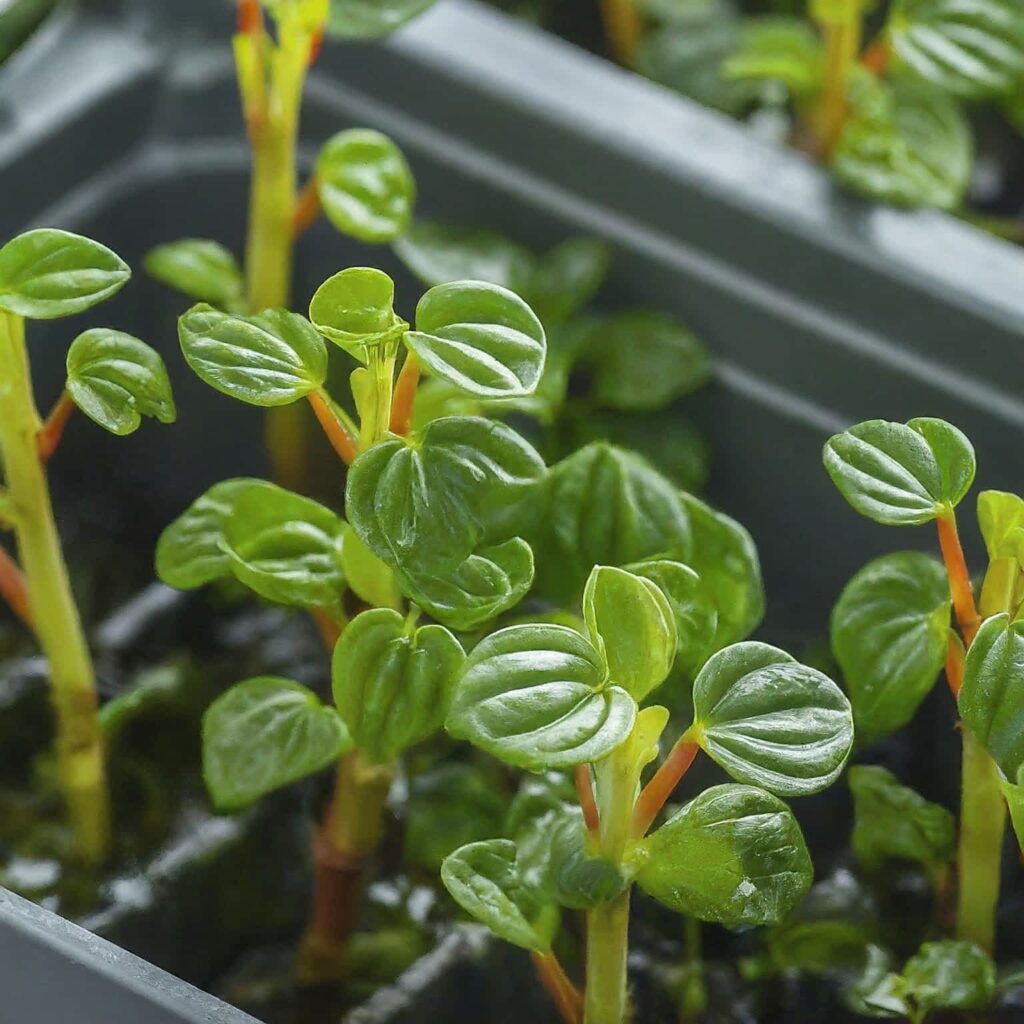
[823,417,1023,979]
[146,0,430,487]
[440,563,855,1024]
[0,228,176,864]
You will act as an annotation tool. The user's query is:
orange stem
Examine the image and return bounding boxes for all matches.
[311,607,342,650]
[292,177,322,238]
[937,511,981,645]
[308,27,324,67]
[632,739,700,838]
[36,392,76,463]
[946,633,965,698]
[576,764,600,835]
[861,38,890,75]
[531,951,584,1024]
[0,544,33,629]
[308,392,358,466]
[389,353,420,436]
[237,0,262,36]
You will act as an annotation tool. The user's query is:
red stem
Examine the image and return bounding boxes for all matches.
[631,739,700,838]
[576,764,600,834]
[0,544,32,629]
[389,353,420,436]
[861,38,890,74]
[531,951,584,1024]
[237,0,262,36]
[308,27,324,67]
[37,392,76,463]
[307,392,358,465]
[937,511,981,645]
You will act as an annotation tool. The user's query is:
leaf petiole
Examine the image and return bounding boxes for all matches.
[389,351,420,436]
[936,507,981,644]
[531,952,583,1024]
[292,176,322,238]
[308,389,359,465]
[36,390,76,462]
[631,735,701,838]
[576,763,600,836]
[0,543,32,628]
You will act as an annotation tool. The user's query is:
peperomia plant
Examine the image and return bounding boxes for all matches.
[146,0,432,488]
[0,228,176,864]
[439,562,856,1024]
[823,416,1021,984]
[156,263,548,980]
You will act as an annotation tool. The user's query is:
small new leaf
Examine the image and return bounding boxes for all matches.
[308,267,406,357]
[327,0,436,38]
[977,490,1024,565]
[144,239,245,310]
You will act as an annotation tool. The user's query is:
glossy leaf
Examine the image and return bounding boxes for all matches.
[636,784,812,927]
[959,613,1024,778]
[546,811,627,909]
[1001,766,1024,855]
[583,565,677,700]
[903,941,996,1012]
[823,417,975,525]
[690,642,854,796]
[404,280,546,399]
[156,479,260,590]
[327,0,436,38]
[446,624,636,770]
[341,530,402,610]
[316,129,415,244]
[332,608,463,762]
[977,490,1024,564]
[888,0,1024,99]
[723,16,823,97]
[849,765,955,871]
[65,329,176,436]
[178,304,327,405]
[143,239,244,310]
[308,267,406,357]
[441,839,555,952]
[202,676,351,812]
[0,229,129,319]
[846,946,910,1017]
[831,551,950,745]
[529,237,612,324]
[346,415,544,574]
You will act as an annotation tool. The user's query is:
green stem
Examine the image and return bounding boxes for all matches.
[678,917,706,1023]
[585,892,632,1024]
[358,346,396,451]
[0,311,110,864]
[813,3,864,156]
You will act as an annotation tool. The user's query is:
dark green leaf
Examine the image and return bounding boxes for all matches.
[202,676,351,812]
[546,812,627,909]
[446,624,636,770]
[759,920,871,976]
[0,228,129,319]
[823,417,976,525]
[178,304,327,405]
[307,267,406,357]
[831,551,950,745]
[65,329,176,436]
[691,642,854,796]
[529,237,612,324]
[636,784,812,927]
[327,0,436,38]
[845,946,909,1017]
[143,239,244,310]
[903,940,996,1011]
[316,129,415,244]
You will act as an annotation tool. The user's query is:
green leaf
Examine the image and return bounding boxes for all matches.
[722,16,823,97]
[690,642,854,796]
[346,415,544,575]
[546,812,627,909]
[398,538,534,632]
[332,608,464,763]
[156,478,260,590]
[143,239,244,310]
[759,920,872,976]
[529,237,612,325]
[316,129,415,244]
[404,280,546,399]
[178,304,327,406]
[440,839,555,952]
[202,676,351,812]
[341,530,402,610]
[393,220,535,294]
[903,940,996,1012]
[830,81,972,210]
[588,311,711,412]
[977,490,1024,564]
[583,565,677,700]
[446,624,636,770]
[823,417,976,525]
[220,482,346,609]
[846,946,910,1017]
[636,784,812,927]
[830,551,950,745]
[65,329,176,436]
[525,443,693,606]
[1000,766,1024,855]
[327,0,436,38]
[849,765,955,872]
[0,228,129,319]
[959,613,1024,778]
[887,0,1024,99]
[308,267,406,358]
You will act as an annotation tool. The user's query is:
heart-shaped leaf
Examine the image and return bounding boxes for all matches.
[690,642,854,796]
[528,237,612,325]
[849,765,955,872]
[308,267,406,358]
[327,0,436,38]
[0,229,130,319]
[156,478,261,590]
[404,280,546,399]
[144,239,244,310]
[441,839,556,952]
[545,811,627,909]
[823,417,976,525]
[583,565,677,700]
[446,624,636,770]
[65,329,176,436]
[977,490,1024,565]
[332,608,464,763]
[202,676,351,812]
[831,551,950,745]
[887,0,1024,99]
[959,613,1024,778]
[315,129,415,244]
[902,941,996,1012]
[178,304,327,406]
[341,530,403,611]
[636,784,812,927]
[221,482,346,609]
[346,415,544,574]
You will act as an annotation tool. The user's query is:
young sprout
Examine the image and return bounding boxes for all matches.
[0,228,176,864]
[441,563,855,1024]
